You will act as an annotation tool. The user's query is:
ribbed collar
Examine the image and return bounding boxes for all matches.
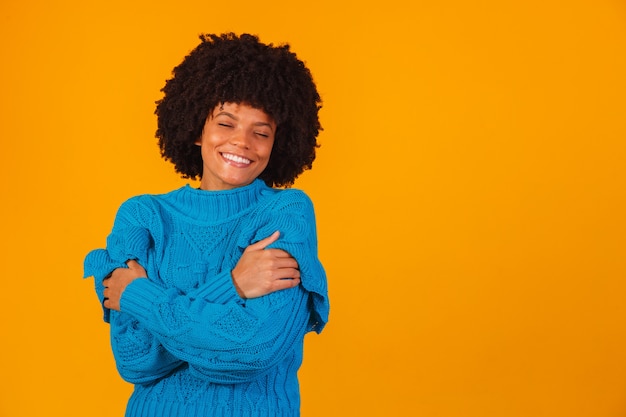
[160,179,270,225]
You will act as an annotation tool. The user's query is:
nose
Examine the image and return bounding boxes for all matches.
[230,128,252,149]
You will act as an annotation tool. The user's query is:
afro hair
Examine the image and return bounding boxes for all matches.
[155,32,322,187]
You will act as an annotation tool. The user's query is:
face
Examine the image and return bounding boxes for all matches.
[195,102,276,191]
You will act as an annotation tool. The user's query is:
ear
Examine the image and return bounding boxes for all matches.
[194,138,202,146]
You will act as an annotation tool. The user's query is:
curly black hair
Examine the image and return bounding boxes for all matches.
[155,33,322,187]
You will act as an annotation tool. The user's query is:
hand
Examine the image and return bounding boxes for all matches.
[103,260,147,311]
[232,231,301,299]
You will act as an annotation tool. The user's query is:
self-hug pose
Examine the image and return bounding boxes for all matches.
[84,33,329,417]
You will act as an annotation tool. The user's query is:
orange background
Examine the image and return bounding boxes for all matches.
[1,1,626,416]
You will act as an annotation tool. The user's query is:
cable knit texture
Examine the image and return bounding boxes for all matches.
[83,179,329,417]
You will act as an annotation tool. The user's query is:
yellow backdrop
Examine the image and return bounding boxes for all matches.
[1,0,625,416]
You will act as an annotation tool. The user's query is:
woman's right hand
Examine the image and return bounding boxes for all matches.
[231,231,301,299]
[103,260,148,311]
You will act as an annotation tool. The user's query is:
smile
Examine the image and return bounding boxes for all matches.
[222,153,251,165]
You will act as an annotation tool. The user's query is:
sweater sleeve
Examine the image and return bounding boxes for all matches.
[117,189,328,384]
[83,195,156,322]
[120,277,310,384]
[109,310,184,383]
[242,189,329,333]
[83,248,126,323]
[83,196,184,383]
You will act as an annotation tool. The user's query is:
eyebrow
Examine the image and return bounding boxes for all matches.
[214,111,275,131]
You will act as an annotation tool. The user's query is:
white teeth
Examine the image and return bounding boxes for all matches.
[222,153,251,164]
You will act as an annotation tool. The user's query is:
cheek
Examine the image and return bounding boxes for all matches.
[262,139,276,159]
[257,144,273,171]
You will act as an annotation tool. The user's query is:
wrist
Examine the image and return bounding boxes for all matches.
[231,270,246,298]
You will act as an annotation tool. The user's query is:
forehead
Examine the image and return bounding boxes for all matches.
[211,102,275,124]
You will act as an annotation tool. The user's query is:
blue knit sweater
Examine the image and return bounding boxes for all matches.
[83,179,329,417]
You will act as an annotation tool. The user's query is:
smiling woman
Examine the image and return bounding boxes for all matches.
[195,103,276,191]
[154,33,321,189]
[83,33,329,417]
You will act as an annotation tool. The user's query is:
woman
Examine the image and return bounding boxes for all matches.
[84,33,329,417]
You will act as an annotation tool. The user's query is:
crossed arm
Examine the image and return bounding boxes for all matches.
[97,230,305,384]
[103,230,300,311]
[86,191,325,384]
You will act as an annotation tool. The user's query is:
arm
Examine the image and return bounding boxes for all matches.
[84,196,184,383]
[242,190,329,332]
[95,196,304,384]
[120,277,310,384]
[110,190,328,384]
[83,248,125,323]
[103,231,301,311]
[109,310,184,384]
[83,195,157,322]
[102,234,307,384]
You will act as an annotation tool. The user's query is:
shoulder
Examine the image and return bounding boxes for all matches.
[251,187,318,243]
[106,191,180,259]
[117,188,183,211]
[114,195,154,222]
[259,187,315,214]
[113,189,180,226]
[238,186,318,245]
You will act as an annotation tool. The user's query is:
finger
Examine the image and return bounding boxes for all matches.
[103,297,119,311]
[269,267,301,281]
[270,256,300,270]
[245,231,280,252]
[271,277,301,291]
[127,259,140,268]
[126,259,147,276]
[266,248,294,258]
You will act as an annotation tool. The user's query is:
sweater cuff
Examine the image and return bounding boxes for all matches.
[191,270,243,305]
[120,278,164,324]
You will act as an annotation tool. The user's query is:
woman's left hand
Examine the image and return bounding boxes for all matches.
[103,260,147,311]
